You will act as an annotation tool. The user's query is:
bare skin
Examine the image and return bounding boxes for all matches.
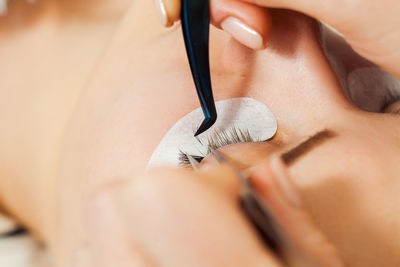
[0,0,400,266]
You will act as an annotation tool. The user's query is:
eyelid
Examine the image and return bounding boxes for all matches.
[178,127,260,167]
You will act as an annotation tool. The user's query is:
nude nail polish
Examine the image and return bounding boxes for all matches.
[221,17,265,50]
[154,0,173,27]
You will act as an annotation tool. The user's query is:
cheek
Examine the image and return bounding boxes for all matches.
[290,142,400,266]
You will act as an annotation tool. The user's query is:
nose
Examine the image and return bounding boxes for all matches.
[201,141,280,171]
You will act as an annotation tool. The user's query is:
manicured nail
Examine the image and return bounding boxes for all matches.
[221,17,265,50]
[154,0,173,27]
[270,157,302,208]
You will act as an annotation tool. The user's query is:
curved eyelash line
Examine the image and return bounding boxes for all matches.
[178,126,261,167]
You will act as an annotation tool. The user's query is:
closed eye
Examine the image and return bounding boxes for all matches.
[178,127,264,167]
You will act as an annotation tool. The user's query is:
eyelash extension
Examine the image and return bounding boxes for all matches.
[178,127,258,167]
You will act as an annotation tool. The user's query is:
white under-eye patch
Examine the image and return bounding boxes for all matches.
[147,97,277,168]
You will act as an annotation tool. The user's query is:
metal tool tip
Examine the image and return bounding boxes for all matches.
[186,154,201,171]
[194,116,217,136]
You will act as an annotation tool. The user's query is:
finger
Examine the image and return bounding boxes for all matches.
[117,167,283,267]
[85,185,152,267]
[210,0,272,50]
[240,0,394,36]
[155,0,271,50]
[153,0,180,27]
[244,0,400,77]
[156,0,361,45]
[156,0,400,76]
[251,157,344,267]
[240,0,359,31]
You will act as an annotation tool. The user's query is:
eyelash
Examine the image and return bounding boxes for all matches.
[178,127,260,167]
[178,87,400,167]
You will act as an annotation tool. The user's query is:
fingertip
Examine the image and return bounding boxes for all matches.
[164,0,181,23]
[85,179,130,235]
[211,0,272,50]
[250,161,275,196]
[269,156,302,208]
[154,0,180,27]
[85,186,118,234]
[250,157,301,208]
[85,186,153,267]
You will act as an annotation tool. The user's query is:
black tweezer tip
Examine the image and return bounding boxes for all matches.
[194,116,217,137]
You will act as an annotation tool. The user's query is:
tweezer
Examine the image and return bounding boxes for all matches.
[181,0,217,136]
[187,149,284,254]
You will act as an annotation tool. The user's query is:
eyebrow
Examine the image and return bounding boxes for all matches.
[281,129,337,166]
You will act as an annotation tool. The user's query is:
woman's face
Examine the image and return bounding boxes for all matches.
[58,1,400,266]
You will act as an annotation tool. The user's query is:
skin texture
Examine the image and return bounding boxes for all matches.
[0,0,399,266]
[82,160,344,267]
[162,0,400,78]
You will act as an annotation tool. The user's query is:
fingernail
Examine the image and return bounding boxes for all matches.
[270,157,302,208]
[221,17,265,50]
[154,0,173,27]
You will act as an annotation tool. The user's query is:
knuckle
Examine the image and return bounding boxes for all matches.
[86,179,125,216]
[126,168,193,213]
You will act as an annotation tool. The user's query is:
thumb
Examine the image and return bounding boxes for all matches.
[251,157,345,267]
[85,183,153,267]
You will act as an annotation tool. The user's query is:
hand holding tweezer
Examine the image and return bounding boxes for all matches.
[187,149,285,255]
[181,0,217,136]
